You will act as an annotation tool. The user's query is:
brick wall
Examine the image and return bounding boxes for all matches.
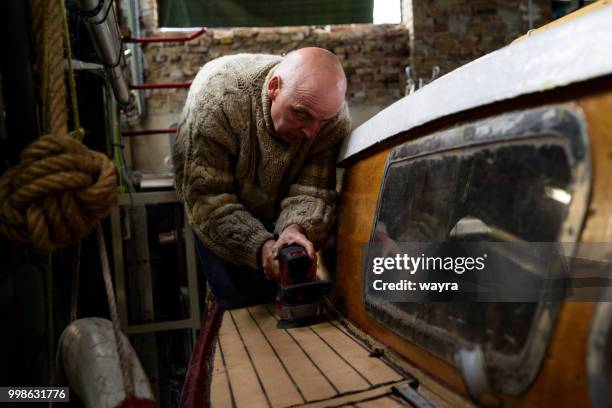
[404,0,552,80]
[136,0,552,118]
[127,0,551,173]
[141,24,411,114]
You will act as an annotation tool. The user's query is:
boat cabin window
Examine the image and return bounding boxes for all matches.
[366,105,590,394]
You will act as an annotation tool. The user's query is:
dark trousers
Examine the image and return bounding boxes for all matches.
[194,237,277,310]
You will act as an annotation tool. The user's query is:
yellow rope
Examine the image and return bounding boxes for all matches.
[0,135,118,251]
[0,0,119,251]
[46,0,69,136]
[18,2,141,399]
[12,0,120,390]
[31,0,50,133]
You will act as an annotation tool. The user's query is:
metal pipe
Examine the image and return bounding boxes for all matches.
[124,28,207,44]
[130,82,192,90]
[126,0,145,119]
[528,0,534,30]
[76,0,122,66]
[122,128,177,136]
[74,0,133,106]
[108,63,132,106]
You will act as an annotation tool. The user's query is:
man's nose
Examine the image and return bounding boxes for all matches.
[302,122,321,140]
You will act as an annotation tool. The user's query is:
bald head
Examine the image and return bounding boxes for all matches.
[275,47,347,98]
[268,47,347,144]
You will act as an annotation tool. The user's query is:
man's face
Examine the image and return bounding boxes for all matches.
[268,76,344,144]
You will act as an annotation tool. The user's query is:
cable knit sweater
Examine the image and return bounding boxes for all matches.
[173,54,351,269]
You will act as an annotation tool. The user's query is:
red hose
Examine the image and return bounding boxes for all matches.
[117,394,157,408]
[180,304,224,408]
[124,28,207,44]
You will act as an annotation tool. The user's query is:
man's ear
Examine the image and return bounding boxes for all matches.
[268,75,281,100]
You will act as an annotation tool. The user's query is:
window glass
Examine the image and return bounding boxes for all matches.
[376,142,570,356]
[366,105,589,393]
[380,142,571,243]
[158,0,374,28]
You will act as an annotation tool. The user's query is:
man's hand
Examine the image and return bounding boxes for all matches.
[274,224,317,263]
[261,239,280,280]
[261,225,317,280]
[274,224,317,280]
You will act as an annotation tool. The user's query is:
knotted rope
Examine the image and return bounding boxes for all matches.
[5,0,146,402]
[0,0,117,251]
[0,134,117,251]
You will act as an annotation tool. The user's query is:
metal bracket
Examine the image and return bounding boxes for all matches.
[393,382,438,408]
[69,58,104,72]
[110,191,201,346]
[404,65,441,95]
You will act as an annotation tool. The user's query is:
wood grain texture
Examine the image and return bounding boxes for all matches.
[310,322,403,385]
[333,85,612,407]
[579,91,612,244]
[230,309,304,407]
[217,311,270,407]
[248,306,337,402]
[210,339,234,407]
[286,325,371,394]
[503,84,612,408]
[211,305,406,407]
[296,383,406,408]
[335,147,468,396]
[326,317,474,408]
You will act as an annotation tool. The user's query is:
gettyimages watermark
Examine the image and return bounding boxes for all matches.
[364,242,612,302]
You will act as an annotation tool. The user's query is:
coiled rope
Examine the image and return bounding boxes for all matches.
[0,0,118,251]
[0,135,117,250]
[29,1,144,403]
[1,0,132,401]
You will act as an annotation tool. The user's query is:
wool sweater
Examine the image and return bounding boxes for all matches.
[173,54,351,269]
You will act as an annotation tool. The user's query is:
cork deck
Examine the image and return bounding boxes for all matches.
[210,304,409,407]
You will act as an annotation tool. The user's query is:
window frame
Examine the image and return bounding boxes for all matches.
[364,104,591,394]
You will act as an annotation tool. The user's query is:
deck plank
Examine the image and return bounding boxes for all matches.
[216,311,270,407]
[248,305,337,402]
[295,381,407,408]
[263,310,371,393]
[230,308,304,407]
[211,304,426,408]
[210,340,234,407]
[310,321,403,385]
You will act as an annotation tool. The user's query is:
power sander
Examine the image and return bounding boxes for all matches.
[276,245,331,329]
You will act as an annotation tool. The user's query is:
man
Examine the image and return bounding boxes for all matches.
[173,47,351,309]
